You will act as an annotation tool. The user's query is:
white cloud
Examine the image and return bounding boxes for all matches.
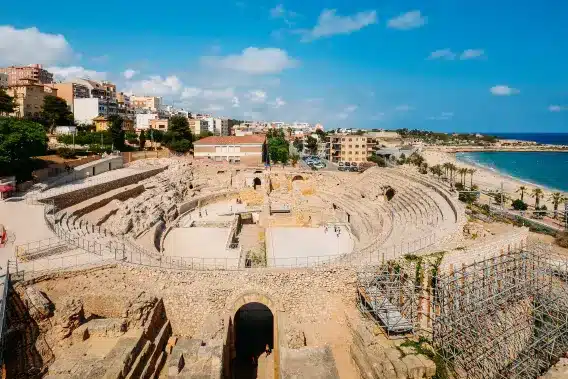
[428,49,456,60]
[460,49,485,60]
[395,104,413,112]
[301,9,377,42]
[232,96,240,108]
[128,75,183,96]
[549,105,568,112]
[202,47,298,75]
[0,25,73,65]
[337,104,357,119]
[247,90,267,103]
[48,66,107,81]
[270,97,286,108]
[181,87,202,99]
[490,85,519,96]
[203,87,235,100]
[428,112,454,120]
[123,69,139,80]
[204,104,224,112]
[387,10,427,30]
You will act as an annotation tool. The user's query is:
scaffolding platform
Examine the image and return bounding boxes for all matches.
[358,285,414,334]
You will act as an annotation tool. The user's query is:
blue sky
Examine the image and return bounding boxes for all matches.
[1,0,568,132]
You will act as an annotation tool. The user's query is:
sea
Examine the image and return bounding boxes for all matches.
[456,150,568,192]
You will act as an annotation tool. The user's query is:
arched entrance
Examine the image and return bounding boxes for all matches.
[253,177,262,190]
[291,175,304,182]
[233,302,274,378]
[224,291,281,379]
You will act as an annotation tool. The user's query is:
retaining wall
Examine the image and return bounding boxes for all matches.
[41,166,167,209]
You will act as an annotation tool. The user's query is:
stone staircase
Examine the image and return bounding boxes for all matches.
[43,298,172,379]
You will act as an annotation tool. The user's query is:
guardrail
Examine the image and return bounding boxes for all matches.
[0,262,11,368]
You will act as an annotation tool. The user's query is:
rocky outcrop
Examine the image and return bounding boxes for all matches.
[55,297,85,339]
[123,291,159,330]
[25,286,53,320]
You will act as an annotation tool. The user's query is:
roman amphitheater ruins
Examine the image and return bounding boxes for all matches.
[1,156,568,379]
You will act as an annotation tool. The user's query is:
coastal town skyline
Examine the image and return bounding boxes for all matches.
[1,0,568,132]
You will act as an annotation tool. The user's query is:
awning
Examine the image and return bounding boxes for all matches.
[0,185,15,193]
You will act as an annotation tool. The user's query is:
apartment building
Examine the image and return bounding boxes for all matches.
[53,82,90,111]
[6,80,58,118]
[93,115,134,132]
[0,64,53,86]
[0,73,7,88]
[326,134,376,163]
[131,96,161,112]
[149,119,168,131]
[189,119,207,135]
[74,98,117,125]
[117,92,134,119]
[135,113,159,130]
[193,135,266,165]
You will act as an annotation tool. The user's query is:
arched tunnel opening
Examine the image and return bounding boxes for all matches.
[232,302,274,378]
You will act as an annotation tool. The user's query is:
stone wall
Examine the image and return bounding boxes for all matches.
[69,184,145,217]
[42,166,167,209]
[440,227,529,270]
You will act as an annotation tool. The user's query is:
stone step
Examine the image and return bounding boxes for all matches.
[139,320,172,379]
[125,339,153,379]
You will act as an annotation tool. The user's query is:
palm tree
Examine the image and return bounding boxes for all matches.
[468,168,477,189]
[516,186,527,202]
[549,192,566,219]
[442,162,451,181]
[459,168,468,186]
[532,188,544,209]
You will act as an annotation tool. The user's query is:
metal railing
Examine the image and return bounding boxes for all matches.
[0,263,10,368]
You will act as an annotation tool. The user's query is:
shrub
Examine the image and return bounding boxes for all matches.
[168,139,192,153]
[556,232,568,248]
[127,138,139,145]
[455,182,465,191]
[56,147,76,159]
[459,192,478,204]
[511,199,528,211]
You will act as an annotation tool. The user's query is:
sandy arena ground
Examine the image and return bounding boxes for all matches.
[266,226,354,266]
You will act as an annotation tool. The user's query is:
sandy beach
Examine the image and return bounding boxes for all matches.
[421,149,565,210]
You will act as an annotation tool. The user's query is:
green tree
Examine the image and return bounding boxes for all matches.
[0,117,47,179]
[0,89,16,116]
[108,115,125,151]
[532,188,544,209]
[368,155,387,167]
[40,95,74,132]
[305,135,318,154]
[169,115,193,140]
[468,168,477,189]
[512,199,528,211]
[168,139,192,153]
[139,130,146,151]
[267,136,289,165]
[516,186,527,202]
[549,192,566,219]
[290,153,299,167]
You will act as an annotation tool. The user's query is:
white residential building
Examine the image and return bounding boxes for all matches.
[136,113,159,130]
[0,73,8,88]
[73,98,115,125]
[54,126,77,135]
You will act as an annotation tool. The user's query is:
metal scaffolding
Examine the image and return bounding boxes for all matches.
[357,263,420,337]
[433,250,568,379]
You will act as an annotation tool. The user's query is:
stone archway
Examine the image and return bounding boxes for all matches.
[253,177,262,190]
[224,291,282,379]
[291,175,304,182]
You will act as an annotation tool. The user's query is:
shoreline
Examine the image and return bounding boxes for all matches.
[421,150,567,210]
[428,146,568,153]
[454,153,567,194]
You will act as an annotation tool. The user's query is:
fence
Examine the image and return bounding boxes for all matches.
[0,264,10,368]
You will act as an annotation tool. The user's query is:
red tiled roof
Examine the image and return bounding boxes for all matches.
[194,135,266,145]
